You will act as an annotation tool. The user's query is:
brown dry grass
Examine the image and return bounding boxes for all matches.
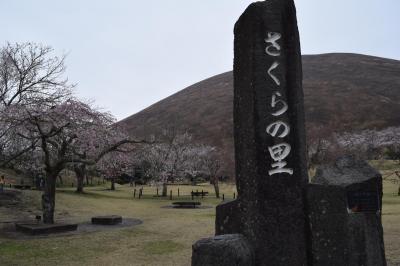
[0,168,399,265]
[0,183,236,266]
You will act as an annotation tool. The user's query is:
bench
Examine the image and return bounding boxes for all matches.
[13,185,32,190]
[172,201,201,208]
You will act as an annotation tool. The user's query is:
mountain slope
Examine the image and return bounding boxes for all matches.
[119,53,400,177]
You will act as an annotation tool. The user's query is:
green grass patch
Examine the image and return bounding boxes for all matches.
[0,241,31,256]
[199,213,216,218]
[0,240,69,260]
[142,240,184,255]
[383,198,400,205]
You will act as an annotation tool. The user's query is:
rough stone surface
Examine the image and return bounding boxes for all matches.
[312,155,382,187]
[348,213,386,266]
[313,156,384,215]
[310,156,386,266]
[215,200,241,235]
[215,0,309,265]
[191,234,255,266]
[307,184,349,265]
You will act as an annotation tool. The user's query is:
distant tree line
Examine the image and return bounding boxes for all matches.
[137,128,221,198]
[307,123,400,194]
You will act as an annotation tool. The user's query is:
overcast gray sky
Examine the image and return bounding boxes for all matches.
[1,0,399,120]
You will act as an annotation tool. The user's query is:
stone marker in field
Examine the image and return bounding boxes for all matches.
[309,156,386,266]
[192,0,309,265]
[15,223,78,235]
[91,215,122,225]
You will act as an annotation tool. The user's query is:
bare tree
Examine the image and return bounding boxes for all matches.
[198,146,221,198]
[306,123,341,171]
[0,42,72,107]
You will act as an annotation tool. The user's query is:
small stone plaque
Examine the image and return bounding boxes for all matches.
[347,191,379,212]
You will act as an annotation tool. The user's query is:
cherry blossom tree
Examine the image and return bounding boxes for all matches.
[97,151,135,190]
[0,42,148,223]
[140,130,194,196]
[140,130,223,196]
[10,99,144,223]
[12,147,44,187]
[66,103,140,193]
[0,42,73,166]
[70,109,145,193]
[181,144,221,196]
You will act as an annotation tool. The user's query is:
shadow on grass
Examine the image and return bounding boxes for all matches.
[56,189,133,200]
[56,188,208,202]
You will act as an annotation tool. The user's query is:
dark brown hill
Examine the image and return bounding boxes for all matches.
[119,53,400,177]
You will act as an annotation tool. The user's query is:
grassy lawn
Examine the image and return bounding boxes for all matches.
[0,164,399,265]
[0,183,236,266]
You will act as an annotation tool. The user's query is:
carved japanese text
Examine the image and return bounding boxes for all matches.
[265,32,293,176]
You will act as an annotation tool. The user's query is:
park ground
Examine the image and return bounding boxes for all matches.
[0,161,399,266]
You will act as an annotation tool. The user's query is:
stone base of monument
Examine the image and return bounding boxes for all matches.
[91,215,122,225]
[309,156,386,266]
[192,234,255,266]
[215,200,241,235]
[15,222,78,235]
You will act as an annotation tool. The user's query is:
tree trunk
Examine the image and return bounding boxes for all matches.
[212,176,220,198]
[86,175,90,186]
[58,175,63,185]
[76,173,84,193]
[42,172,56,224]
[111,178,115,190]
[74,164,86,193]
[162,182,168,197]
[398,184,400,196]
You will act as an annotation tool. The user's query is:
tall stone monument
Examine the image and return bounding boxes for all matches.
[230,0,309,264]
[192,2,388,266]
[192,1,310,266]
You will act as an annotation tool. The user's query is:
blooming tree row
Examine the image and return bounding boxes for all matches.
[0,42,144,223]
